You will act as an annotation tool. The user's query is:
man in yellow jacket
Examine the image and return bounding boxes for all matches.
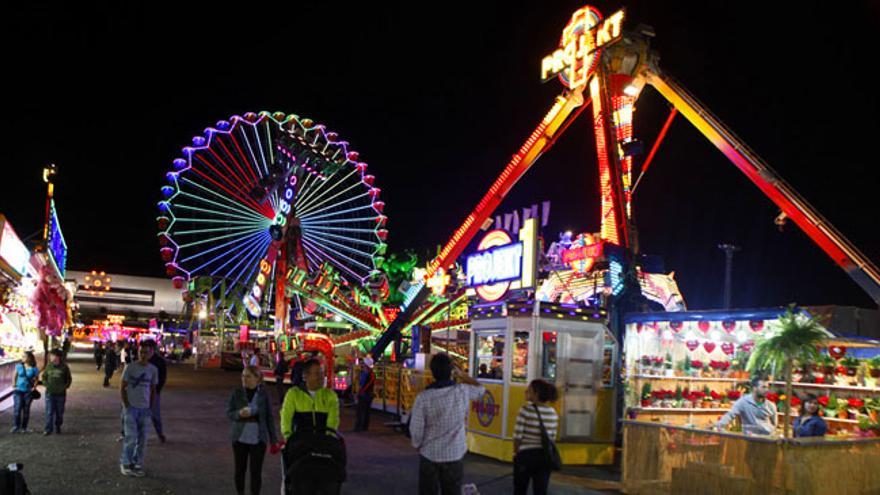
[280,358,342,494]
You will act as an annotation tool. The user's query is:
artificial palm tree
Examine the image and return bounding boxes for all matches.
[747,305,828,438]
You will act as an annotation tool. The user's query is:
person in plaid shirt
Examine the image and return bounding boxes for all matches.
[409,353,484,495]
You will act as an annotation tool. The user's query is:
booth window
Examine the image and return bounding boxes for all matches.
[512,331,529,382]
[475,332,504,380]
[541,331,557,380]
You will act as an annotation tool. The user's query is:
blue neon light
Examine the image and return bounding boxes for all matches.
[47,202,67,277]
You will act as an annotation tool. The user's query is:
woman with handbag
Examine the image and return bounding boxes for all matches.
[10,351,40,434]
[512,379,560,495]
[226,365,282,495]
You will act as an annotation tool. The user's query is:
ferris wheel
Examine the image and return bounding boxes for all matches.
[157,111,388,321]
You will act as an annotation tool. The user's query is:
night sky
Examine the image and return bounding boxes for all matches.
[3,2,878,310]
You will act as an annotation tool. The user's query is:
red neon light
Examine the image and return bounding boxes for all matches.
[192,155,275,218]
[560,243,602,264]
[634,107,677,192]
[215,137,259,187]
[426,101,567,279]
[590,78,620,245]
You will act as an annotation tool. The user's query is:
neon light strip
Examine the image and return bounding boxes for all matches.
[178,229,266,263]
[301,233,375,264]
[300,237,368,281]
[295,171,360,218]
[229,132,262,181]
[214,138,257,188]
[300,229,378,247]
[199,229,268,276]
[589,77,620,245]
[173,217,264,226]
[177,228,267,249]
[177,187,267,221]
[206,146,255,191]
[264,120,275,168]
[297,192,372,220]
[252,120,270,179]
[303,249,323,273]
[190,160,273,218]
[179,177,266,220]
[213,233,269,285]
[301,232,374,264]
[238,123,266,177]
[188,229,267,274]
[299,216,381,225]
[294,167,358,213]
[173,202,267,224]
[298,200,373,221]
[231,242,273,311]
[295,225,380,235]
[294,169,318,206]
[425,96,569,279]
[173,224,267,236]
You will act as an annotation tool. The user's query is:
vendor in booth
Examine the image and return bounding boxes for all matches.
[714,377,778,435]
[793,394,827,437]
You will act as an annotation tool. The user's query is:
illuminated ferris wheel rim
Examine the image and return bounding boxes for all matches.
[156,111,388,315]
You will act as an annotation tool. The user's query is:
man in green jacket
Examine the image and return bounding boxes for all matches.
[280,358,341,494]
[42,348,72,435]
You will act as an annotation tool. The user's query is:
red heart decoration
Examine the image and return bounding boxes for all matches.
[749,320,764,332]
[703,342,716,354]
[670,321,683,333]
[741,341,755,353]
[698,321,710,334]
[721,343,735,355]
[722,320,737,333]
[636,323,643,333]
[829,346,846,359]
[686,340,699,352]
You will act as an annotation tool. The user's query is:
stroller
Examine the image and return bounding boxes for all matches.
[0,463,30,495]
[282,427,346,494]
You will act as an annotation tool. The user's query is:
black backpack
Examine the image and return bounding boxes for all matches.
[0,465,30,495]
[283,427,347,484]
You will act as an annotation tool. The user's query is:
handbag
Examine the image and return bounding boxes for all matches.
[30,389,41,401]
[533,404,562,471]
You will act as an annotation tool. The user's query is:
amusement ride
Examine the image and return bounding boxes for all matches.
[155,4,880,466]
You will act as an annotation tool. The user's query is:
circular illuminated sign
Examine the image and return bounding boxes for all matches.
[540,7,625,90]
[83,270,112,296]
[473,389,500,427]
[475,230,513,302]
[557,6,603,89]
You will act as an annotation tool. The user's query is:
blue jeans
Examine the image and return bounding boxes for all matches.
[12,391,33,430]
[120,407,150,467]
[151,392,163,436]
[44,393,66,433]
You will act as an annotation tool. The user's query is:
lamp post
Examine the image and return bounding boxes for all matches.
[718,243,741,309]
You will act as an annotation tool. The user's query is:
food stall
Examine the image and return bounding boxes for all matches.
[623,308,880,434]
[621,307,880,494]
[0,216,41,409]
[467,300,617,465]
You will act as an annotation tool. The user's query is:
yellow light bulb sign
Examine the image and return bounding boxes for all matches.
[83,270,112,296]
[541,7,625,89]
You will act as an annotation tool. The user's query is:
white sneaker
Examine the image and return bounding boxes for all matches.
[120,464,135,477]
[131,465,146,477]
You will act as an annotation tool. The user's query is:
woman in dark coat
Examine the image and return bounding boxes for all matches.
[227,365,280,495]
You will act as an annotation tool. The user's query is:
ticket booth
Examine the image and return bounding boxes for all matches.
[467,300,617,465]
